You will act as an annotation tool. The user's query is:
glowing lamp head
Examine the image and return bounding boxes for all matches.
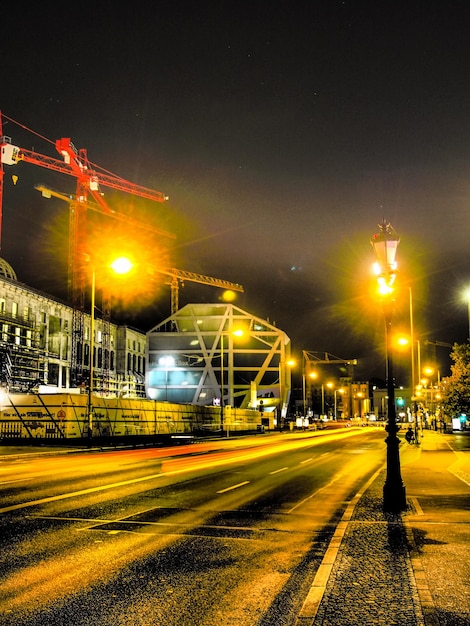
[370,220,400,293]
[110,256,133,275]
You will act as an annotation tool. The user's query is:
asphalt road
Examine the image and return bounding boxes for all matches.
[0,428,461,626]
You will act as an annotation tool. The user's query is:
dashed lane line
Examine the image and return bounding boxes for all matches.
[216,481,250,494]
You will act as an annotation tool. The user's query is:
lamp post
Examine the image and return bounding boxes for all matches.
[220,328,244,436]
[220,332,225,434]
[371,220,407,512]
[87,256,133,442]
[87,267,96,441]
[464,288,470,340]
[280,359,295,429]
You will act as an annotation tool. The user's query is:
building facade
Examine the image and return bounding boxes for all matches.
[0,258,146,396]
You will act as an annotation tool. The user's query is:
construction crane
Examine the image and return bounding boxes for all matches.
[35,185,244,315]
[423,340,453,349]
[35,184,175,241]
[148,267,244,315]
[303,351,357,368]
[423,340,454,372]
[0,112,170,385]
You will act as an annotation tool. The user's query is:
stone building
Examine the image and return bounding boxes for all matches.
[0,257,146,396]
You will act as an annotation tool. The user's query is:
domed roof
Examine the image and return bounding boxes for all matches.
[0,257,17,281]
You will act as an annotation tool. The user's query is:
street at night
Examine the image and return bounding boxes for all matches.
[1,428,470,625]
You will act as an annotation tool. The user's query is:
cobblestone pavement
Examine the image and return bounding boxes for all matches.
[295,431,470,626]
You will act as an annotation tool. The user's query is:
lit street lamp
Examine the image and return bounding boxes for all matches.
[463,287,470,340]
[87,256,133,441]
[371,220,407,512]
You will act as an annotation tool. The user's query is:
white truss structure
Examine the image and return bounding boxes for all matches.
[146,303,292,415]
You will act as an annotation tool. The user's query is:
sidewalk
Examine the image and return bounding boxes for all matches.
[296,430,470,626]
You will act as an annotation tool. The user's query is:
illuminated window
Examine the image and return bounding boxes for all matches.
[12,302,18,319]
[14,327,20,345]
[0,299,5,314]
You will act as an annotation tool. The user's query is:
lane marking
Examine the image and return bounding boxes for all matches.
[410,496,424,516]
[216,481,250,494]
[0,477,35,485]
[300,458,314,465]
[269,467,289,475]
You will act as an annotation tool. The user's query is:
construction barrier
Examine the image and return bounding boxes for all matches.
[0,392,267,444]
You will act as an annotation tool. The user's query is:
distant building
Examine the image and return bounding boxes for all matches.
[0,258,146,396]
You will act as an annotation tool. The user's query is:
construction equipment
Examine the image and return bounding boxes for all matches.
[148,267,244,315]
[303,351,357,369]
[35,184,175,240]
[35,185,244,315]
[0,112,170,385]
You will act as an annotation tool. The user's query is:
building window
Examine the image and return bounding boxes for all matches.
[0,299,5,314]
[12,302,18,319]
[14,327,20,345]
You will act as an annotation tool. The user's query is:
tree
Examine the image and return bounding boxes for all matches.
[441,342,470,420]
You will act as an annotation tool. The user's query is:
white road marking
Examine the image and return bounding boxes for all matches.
[216,481,250,494]
[269,467,289,475]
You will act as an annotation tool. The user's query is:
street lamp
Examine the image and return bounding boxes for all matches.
[220,328,244,436]
[371,220,407,512]
[280,358,295,429]
[87,256,133,441]
[464,288,470,340]
[325,381,334,417]
[304,370,325,415]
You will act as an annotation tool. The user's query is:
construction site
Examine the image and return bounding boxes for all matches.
[0,112,293,441]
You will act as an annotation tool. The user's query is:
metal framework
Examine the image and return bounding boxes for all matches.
[146,303,291,415]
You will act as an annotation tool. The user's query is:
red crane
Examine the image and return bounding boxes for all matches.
[0,112,171,385]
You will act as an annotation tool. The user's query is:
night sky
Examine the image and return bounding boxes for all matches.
[2,1,470,381]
